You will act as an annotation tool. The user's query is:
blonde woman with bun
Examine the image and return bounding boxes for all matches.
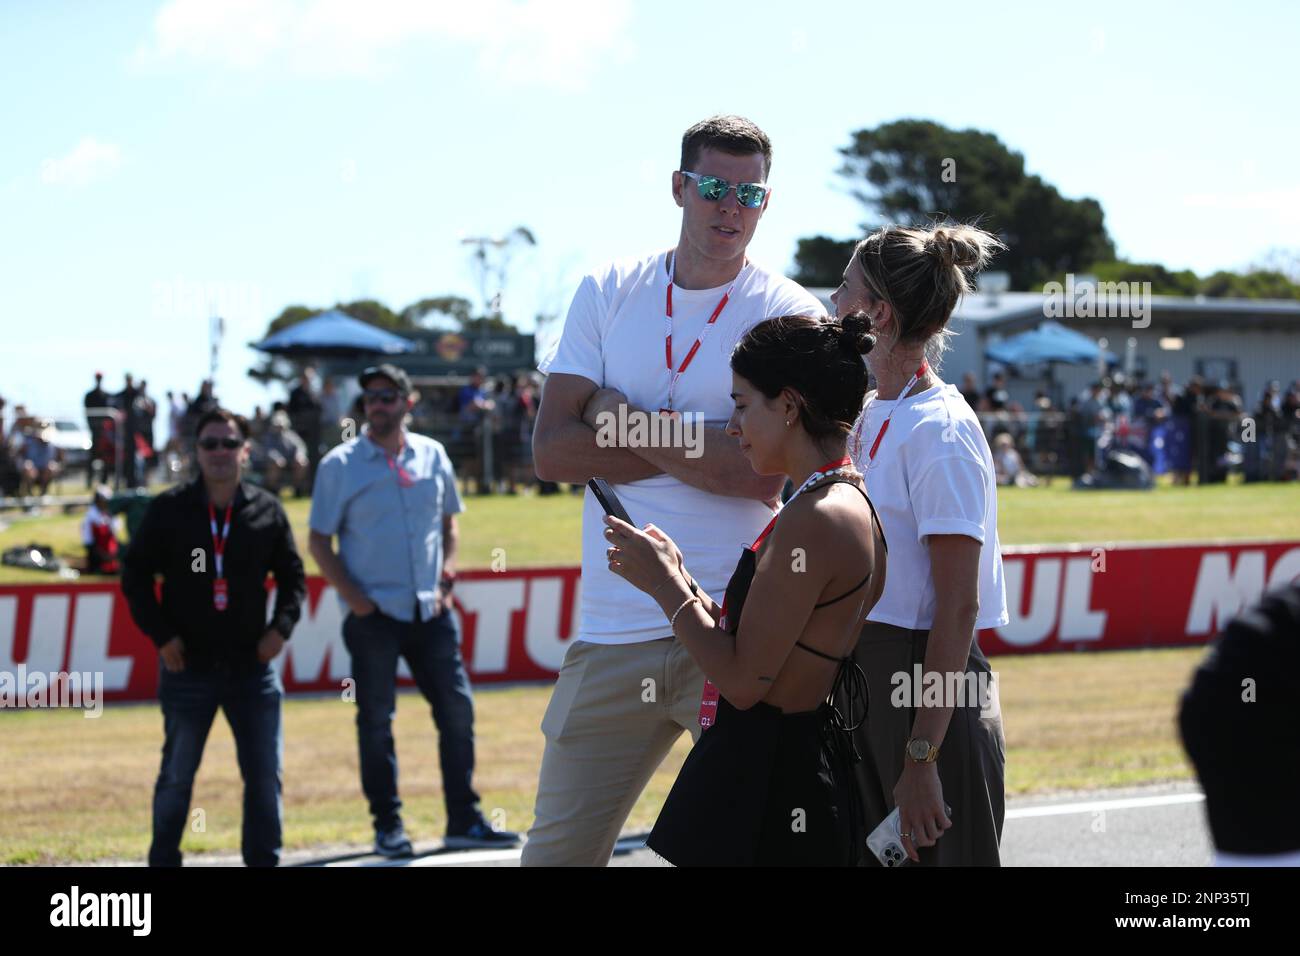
[832,223,1010,866]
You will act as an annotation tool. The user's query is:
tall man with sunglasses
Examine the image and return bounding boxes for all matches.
[309,364,519,856]
[523,115,826,865]
[123,408,305,867]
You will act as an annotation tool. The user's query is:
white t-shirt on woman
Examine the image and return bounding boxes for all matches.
[850,382,1009,631]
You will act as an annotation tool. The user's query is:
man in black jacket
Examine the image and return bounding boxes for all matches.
[122,408,305,867]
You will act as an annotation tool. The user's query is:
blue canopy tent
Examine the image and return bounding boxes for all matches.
[985,321,1117,408]
[985,321,1117,367]
[251,310,417,358]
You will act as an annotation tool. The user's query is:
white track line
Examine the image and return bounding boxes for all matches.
[407,848,526,866]
[322,794,1206,865]
[1007,792,1204,819]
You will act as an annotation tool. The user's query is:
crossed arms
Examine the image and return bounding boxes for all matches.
[531,372,785,503]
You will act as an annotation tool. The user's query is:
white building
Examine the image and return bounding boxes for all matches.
[810,285,1300,409]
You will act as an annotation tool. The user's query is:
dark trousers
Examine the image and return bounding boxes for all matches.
[848,620,1006,866]
[342,608,481,833]
[149,662,284,867]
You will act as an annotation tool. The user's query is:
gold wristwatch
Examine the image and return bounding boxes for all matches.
[905,737,940,763]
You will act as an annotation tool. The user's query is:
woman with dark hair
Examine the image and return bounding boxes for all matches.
[835,223,1010,866]
[602,313,887,866]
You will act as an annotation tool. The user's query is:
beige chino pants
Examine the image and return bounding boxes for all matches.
[521,637,705,866]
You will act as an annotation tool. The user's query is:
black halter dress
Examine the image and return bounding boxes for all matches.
[646,477,885,866]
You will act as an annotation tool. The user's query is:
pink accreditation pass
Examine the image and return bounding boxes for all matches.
[698,680,720,728]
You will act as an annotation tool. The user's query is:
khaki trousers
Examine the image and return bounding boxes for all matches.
[521,638,705,866]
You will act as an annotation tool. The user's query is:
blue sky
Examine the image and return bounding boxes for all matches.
[2,0,1296,420]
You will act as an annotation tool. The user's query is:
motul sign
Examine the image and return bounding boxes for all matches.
[979,540,1300,655]
[2,543,1297,703]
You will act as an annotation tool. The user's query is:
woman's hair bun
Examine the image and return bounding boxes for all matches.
[835,312,876,355]
[928,226,988,271]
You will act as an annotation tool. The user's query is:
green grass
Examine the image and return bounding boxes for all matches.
[3,478,1297,585]
[994,479,1300,546]
[0,645,1208,864]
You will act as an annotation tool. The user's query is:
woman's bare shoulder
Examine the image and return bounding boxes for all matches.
[778,478,876,543]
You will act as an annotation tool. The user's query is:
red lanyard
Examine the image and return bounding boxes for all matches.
[208,501,233,580]
[700,455,853,728]
[663,252,741,411]
[747,455,853,551]
[376,436,414,487]
[852,363,928,464]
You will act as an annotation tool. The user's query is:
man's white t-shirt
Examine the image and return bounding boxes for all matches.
[850,382,1009,631]
[540,251,826,645]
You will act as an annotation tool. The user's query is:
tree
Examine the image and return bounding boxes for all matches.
[336,298,405,330]
[399,295,474,329]
[1200,269,1300,300]
[266,305,318,334]
[793,119,1116,290]
[1081,261,1201,296]
[792,236,859,289]
[260,295,522,343]
[1062,261,1300,300]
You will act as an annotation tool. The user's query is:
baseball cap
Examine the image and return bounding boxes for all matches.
[358,363,412,394]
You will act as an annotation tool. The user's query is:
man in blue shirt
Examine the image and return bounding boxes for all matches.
[309,364,519,856]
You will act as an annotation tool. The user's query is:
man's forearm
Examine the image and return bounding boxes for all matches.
[309,535,369,609]
[442,521,458,576]
[630,419,784,502]
[534,418,663,484]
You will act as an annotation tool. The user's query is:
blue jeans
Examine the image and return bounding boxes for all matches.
[149,662,284,867]
[342,608,481,833]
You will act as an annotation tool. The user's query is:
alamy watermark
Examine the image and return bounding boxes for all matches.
[595,404,704,459]
[0,666,103,717]
[890,665,999,719]
[1042,273,1152,329]
[151,277,265,325]
[50,886,150,936]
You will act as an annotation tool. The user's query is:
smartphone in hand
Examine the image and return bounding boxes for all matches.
[587,477,633,525]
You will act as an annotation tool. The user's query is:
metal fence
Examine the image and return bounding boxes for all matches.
[974,408,1299,484]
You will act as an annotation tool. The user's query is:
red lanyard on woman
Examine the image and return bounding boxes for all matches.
[851,362,928,464]
[663,252,742,412]
[208,501,233,611]
[746,455,853,551]
[699,455,855,728]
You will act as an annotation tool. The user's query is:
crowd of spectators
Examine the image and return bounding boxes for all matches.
[434,367,542,495]
[7,363,1295,502]
[959,370,1300,485]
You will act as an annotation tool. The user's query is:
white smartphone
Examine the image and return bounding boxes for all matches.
[866,804,953,867]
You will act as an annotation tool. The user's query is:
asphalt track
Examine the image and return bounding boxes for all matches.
[258,781,1210,868]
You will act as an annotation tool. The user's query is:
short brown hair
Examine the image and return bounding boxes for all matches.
[195,407,248,441]
[680,115,773,178]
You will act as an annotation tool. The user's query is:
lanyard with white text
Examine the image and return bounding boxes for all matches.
[663,252,740,412]
[851,362,928,465]
[698,455,855,728]
[208,502,233,611]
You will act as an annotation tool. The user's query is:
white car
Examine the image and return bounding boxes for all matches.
[46,418,93,469]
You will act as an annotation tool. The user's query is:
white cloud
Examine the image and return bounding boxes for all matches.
[137,0,632,89]
[40,138,123,187]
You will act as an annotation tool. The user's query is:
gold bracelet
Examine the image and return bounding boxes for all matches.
[669,596,700,631]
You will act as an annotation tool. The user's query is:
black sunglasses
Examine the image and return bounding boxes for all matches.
[198,437,243,451]
[363,389,402,405]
